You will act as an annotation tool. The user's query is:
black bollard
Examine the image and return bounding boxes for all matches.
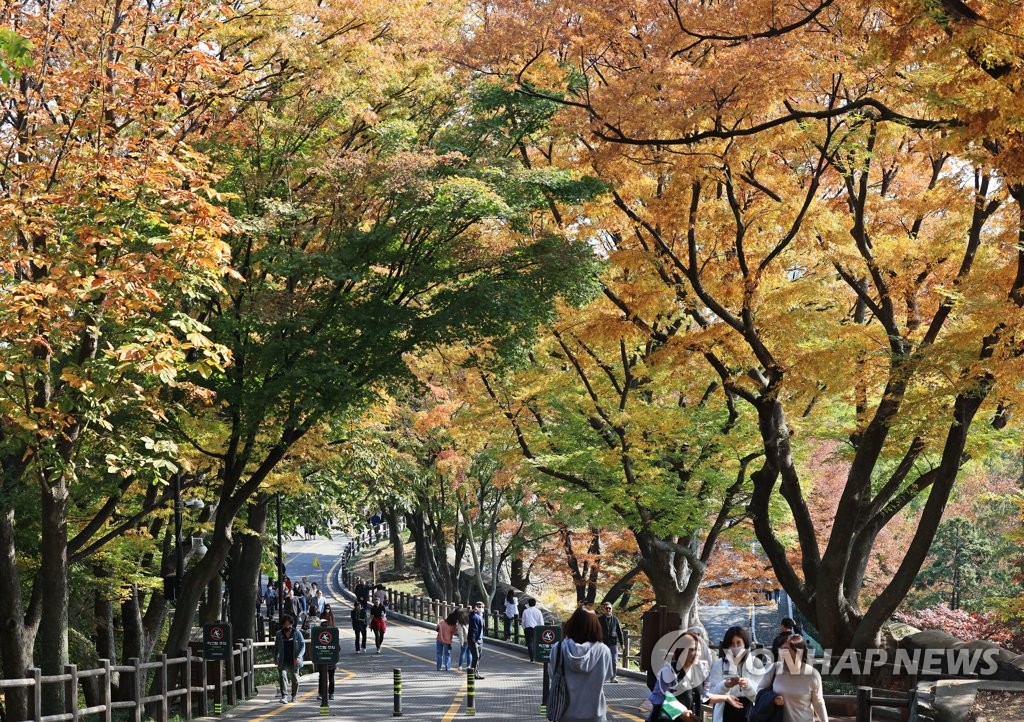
[393,668,402,717]
[466,668,476,716]
[541,660,549,716]
[319,664,329,715]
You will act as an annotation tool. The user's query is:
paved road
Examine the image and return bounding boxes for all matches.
[221,536,652,721]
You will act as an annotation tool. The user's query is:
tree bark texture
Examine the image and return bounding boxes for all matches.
[228,500,268,641]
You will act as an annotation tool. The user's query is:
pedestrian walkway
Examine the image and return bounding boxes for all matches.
[220,538,651,721]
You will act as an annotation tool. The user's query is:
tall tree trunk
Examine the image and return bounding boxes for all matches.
[200,576,223,624]
[86,573,116,707]
[38,473,69,715]
[0,509,37,721]
[165,513,234,656]
[118,589,145,702]
[384,506,405,573]
[510,554,530,592]
[229,500,267,641]
[635,531,703,626]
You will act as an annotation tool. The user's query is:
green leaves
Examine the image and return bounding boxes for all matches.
[0,29,31,83]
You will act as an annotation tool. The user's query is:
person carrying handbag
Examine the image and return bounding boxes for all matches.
[753,636,828,722]
[546,608,614,721]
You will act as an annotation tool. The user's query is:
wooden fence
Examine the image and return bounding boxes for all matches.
[0,641,257,722]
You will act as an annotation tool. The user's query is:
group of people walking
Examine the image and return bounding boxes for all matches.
[276,564,827,722]
[272,603,340,704]
[431,600,490,675]
[262,575,327,623]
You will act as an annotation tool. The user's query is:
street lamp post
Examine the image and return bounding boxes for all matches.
[276,492,284,627]
[170,473,206,602]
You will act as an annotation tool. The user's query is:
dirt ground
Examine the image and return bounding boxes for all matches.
[968,690,1024,722]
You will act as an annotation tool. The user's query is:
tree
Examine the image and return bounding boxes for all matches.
[0,1,237,713]
[462,0,1024,653]
[915,518,992,611]
[160,0,600,655]
[459,292,758,623]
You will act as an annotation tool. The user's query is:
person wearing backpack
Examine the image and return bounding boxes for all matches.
[547,608,614,721]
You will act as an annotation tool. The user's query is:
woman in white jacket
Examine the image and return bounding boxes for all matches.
[707,626,763,722]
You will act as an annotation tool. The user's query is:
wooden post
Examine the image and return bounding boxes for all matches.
[102,659,112,722]
[622,630,631,669]
[513,617,521,645]
[856,686,873,722]
[245,640,254,697]
[199,652,209,717]
[130,658,143,722]
[64,664,79,720]
[227,646,237,705]
[159,654,169,722]
[29,667,41,722]
[184,649,193,721]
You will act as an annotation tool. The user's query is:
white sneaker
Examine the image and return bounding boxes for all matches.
[283,695,291,703]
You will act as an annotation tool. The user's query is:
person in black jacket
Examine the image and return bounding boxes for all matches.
[598,601,625,682]
[351,599,368,653]
[770,618,800,661]
[353,580,369,603]
[274,614,305,703]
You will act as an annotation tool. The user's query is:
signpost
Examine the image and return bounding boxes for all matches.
[203,623,232,661]
[536,625,561,716]
[312,626,340,712]
[535,625,561,663]
[203,623,231,715]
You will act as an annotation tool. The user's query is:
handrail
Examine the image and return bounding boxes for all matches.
[0,638,257,722]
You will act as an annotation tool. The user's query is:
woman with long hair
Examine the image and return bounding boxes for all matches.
[756,635,828,722]
[708,626,763,722]
[369,600,388,653]
[547,608,614,721]
[503,589,519,640]
[436,610,459,671]
[455,608,471,671]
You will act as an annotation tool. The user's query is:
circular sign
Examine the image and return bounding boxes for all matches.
[210,627,224,641]
[540,629,557,644]
[319,631,333,645]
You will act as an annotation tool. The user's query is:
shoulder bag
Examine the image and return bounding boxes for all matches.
[546,640,571,722]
